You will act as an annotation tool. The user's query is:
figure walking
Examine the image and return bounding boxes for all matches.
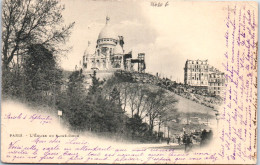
[178,136,181,145]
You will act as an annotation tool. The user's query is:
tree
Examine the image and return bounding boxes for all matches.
[126,114,149,140]
[23,44,63,103]
[103,75,179,138]
[67,70,86,99]
[86,71,126,133]
[123,83,148,118]
[143,87,178,135]
[88,71,103,95]
[62,70,89,130]
[2,0,74,70]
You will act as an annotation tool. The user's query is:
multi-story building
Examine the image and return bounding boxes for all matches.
[208,66,225,96]
[184,59,225,96]
[184,59,209,86]
[184,59,209,93]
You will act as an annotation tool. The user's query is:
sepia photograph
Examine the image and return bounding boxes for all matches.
[1,0,258,164]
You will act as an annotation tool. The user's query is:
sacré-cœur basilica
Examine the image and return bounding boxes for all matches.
[79,16,146,85]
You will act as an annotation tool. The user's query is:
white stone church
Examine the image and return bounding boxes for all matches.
[79,16,145,80]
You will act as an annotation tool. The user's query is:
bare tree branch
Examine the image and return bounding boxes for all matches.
[2,0,74,70]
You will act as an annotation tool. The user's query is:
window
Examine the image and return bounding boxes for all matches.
[101,47,107,54]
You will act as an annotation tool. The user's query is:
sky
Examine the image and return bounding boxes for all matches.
[59,0,228,83]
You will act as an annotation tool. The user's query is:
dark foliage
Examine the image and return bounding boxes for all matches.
[126,114,149,139]
[23,44,62,103]
[58,70,126,134]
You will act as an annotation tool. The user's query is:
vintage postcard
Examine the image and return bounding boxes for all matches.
[1,0,258,164]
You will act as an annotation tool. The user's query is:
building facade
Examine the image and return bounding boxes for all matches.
[184,59,225,96]
[208,66,225,96]
[81,16,145,77]
[184,59,209,87]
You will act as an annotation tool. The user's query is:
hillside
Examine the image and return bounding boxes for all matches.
[114,70,222,110]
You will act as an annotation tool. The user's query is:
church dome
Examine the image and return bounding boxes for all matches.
[98,17,117,40]
[98,25,117,40]
[114,43,123,54]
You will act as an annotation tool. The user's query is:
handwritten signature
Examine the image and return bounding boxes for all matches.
[4,113,52,125]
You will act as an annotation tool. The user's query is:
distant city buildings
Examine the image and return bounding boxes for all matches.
[184,59,225,96]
